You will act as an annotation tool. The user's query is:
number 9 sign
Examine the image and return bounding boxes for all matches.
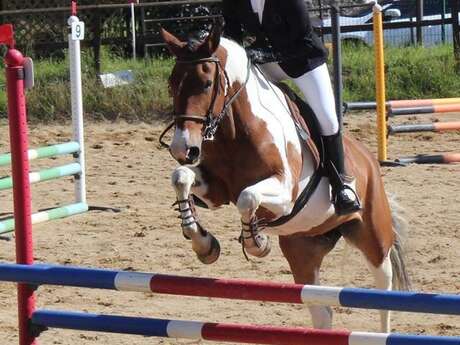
[71,21,85,41]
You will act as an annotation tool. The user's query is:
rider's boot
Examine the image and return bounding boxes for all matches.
[322,131,362,215]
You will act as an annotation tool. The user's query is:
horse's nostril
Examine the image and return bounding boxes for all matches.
[186,146,200,162]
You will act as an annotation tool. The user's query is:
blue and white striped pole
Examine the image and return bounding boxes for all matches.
[31,309,460,345]
[1,264,459,315]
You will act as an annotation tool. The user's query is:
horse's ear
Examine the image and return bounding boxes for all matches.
[160,27,186,57]
[200,22,222,55]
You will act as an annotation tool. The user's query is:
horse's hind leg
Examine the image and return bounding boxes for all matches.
[340,220,394,332]
[365,254,392,332]
[171,166,220,264]
[279,230,341,329]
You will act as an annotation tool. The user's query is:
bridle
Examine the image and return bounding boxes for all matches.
[159,55,250,148]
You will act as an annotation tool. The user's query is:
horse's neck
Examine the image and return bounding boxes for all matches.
[220,38,250,87]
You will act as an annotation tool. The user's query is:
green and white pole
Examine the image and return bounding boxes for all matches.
[68,14,86,205]
[0,163,82,191]
[0,202,89,235]
[0,142,80,167]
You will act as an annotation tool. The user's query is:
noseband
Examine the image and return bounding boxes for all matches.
[159,55,250,148]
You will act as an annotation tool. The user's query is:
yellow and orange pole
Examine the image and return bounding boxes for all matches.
[373,3,387,162]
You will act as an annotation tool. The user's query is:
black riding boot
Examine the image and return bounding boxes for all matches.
[322,132,361,215]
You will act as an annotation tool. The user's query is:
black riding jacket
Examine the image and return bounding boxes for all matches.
[222,0,328,78]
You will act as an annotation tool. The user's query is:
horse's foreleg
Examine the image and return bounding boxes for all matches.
[236,176,293,258]
[171,166,220,264]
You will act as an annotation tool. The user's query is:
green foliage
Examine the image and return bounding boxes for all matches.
[341,43,460,102]
[0,44,459,122]
[0,48,174,123]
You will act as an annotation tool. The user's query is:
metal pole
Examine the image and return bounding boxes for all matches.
[330,2,343,127]
[1,24,37,345]
[415,0,423,45]
[68,14,87,204]
[441,0,446,43]
[373,3,387,162]
[130,1,137,60]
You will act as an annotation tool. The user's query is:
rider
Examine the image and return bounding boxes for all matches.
[221,0,361,216]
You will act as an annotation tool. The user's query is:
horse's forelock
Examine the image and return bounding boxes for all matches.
[186,36,203,53]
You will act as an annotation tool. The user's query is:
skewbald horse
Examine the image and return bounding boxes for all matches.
[160,25,410,332]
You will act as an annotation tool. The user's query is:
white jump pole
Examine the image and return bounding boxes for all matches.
[129,0,139,60]
[68,0,86,204]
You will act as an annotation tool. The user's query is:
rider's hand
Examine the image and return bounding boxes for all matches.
[245,48,279,65]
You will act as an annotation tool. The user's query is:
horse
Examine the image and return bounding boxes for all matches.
[159,24,410,332]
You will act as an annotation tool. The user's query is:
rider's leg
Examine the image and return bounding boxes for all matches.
[293,63,361,215]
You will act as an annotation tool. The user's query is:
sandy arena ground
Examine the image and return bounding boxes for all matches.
[0,111,459,344]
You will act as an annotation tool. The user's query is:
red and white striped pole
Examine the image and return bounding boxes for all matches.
[71,0,77,16]
[1,24,37,345]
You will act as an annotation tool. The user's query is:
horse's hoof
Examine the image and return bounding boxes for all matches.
[182,229,191,240]
[246,234,271,258]
[197,235,220,264]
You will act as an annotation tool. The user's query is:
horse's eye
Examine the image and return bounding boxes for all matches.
[204,80,212,91]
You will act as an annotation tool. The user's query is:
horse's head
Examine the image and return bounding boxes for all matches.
[161,25,229,165]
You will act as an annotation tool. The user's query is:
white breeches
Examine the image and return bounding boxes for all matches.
[259,62,339,136]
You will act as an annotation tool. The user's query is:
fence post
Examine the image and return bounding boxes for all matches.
[416,0,423,45]
[330,2,343,128]
[92,11,102,75]
[140,6,147,57]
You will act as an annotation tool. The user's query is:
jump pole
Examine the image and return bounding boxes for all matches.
[389,104,460,116]
[0,142,81,166]
[388,121,460,134]
[0,23,37,345]
[2,263,460,316]
[390,98,460,108]
[29,309,460,345]
[396,153,460,164]
[69,0,86,205]
[0,2,89,234]
[345,98,460,111]
[373,2,387,162]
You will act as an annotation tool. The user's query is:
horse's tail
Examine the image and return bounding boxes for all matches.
[388,195,411,291]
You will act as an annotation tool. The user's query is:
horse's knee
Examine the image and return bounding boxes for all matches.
[171,166,195,193]
[236,188,261,218]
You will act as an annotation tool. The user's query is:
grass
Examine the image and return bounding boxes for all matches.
[342,43,460,101]
[0,48,174,123]
[0,44,459,122]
